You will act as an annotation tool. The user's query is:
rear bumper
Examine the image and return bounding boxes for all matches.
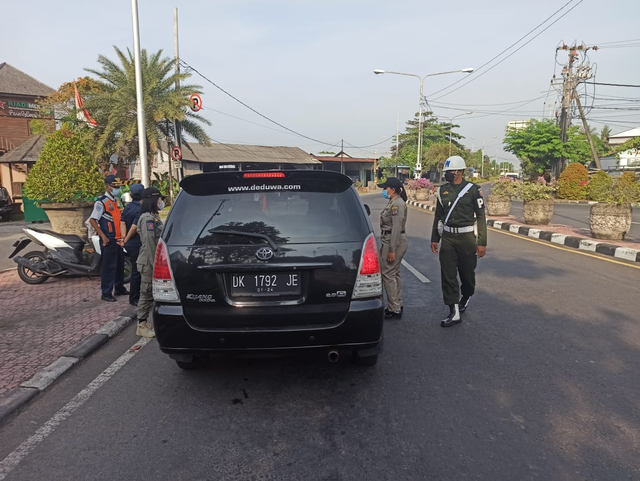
[153,297,384,355]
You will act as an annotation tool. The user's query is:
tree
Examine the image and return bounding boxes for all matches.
[84,47,212,182]
[600,125,611,150]
[390,112,465,173]
[503,119,606,177]
[612,136,640,155]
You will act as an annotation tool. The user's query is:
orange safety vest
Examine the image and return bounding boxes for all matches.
[97,195,122,239]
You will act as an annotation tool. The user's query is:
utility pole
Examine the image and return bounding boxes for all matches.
[556,42,600,176]
[416,83,424,179]
[131,0,148,186]
[340,139,344,175]
[173,7,184,182]
[395,113,400,178]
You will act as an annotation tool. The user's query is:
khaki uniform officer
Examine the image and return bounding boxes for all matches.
[135,187,166,338]
[377,177,409,319]
[431,156,487,328]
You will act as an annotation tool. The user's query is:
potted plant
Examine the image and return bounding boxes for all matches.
[24,128,105,236]
[588,172,639,240]
[557,162,589,200]
[486,177,518,216]
[517,177,556,225]
[408,178,432,201]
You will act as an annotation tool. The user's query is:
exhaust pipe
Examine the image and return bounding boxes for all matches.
[327,350,340,363]
[13,256,67,276]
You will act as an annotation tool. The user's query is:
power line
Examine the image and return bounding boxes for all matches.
[591,82,640,88]
[426,0,582,100]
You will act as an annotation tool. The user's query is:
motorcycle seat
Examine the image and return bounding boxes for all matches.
[31,228,85,246]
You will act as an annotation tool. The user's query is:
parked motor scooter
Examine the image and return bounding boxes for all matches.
[9,227,132,285]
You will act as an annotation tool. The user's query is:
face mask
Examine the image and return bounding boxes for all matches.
[382,189,390,200]
[111,187,121,196]
[158,199,165,211]
[444,171,456,183]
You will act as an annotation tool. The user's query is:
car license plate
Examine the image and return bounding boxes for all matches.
[231,272,301,297]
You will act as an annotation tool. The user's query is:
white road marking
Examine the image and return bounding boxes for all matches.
[631,222,640,225]
[0,338,151,480]
[401,259,431,283]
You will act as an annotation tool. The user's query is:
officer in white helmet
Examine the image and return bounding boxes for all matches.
[430,156,487,327]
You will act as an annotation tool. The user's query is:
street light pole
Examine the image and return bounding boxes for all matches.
[374,67,473,179]
[131,0,148,187]
[441,111,473,156]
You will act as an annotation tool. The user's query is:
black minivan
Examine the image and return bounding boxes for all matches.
[153,170,384,369]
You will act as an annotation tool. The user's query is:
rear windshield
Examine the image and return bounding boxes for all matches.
[165,180,369,246]
[0,188,9,201]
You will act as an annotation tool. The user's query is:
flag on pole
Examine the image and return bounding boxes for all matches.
[73,82,98,127]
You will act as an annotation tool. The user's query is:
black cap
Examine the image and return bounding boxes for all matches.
[141,187,166,200]
[377,177,403,191]
[104,175,122,186]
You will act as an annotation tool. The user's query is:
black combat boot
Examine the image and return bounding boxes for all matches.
[440,304,461,327]
[459,296,470,313]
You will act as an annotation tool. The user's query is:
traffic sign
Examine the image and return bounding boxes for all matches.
[189,94,202,112]
[171,145,183,161]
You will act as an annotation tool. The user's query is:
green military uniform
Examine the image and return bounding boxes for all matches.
[431,180,487,306]
[136,212,164,322]
[380,195,408,313]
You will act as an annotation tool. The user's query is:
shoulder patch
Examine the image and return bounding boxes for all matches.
[443,191,449,195]
[146,221,155,231]
[391,205,399,216]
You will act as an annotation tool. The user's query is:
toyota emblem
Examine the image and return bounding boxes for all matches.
[256,247,274,261]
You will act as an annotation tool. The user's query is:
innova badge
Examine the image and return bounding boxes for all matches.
[256,247,274,261]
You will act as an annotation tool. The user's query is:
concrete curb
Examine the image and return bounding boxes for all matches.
[487,220,640,263]
[406,200,640,264]
[0,306,136,425]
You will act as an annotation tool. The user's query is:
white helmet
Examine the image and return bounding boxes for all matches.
[442,155,467,171]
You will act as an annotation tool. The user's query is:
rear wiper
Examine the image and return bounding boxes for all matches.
[208,230,278,251]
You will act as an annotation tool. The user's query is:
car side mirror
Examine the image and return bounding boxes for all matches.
[364,204,371,216]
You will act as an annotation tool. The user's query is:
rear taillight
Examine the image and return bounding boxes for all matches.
[153,239,180,303]
[242,172,285,178]
[352,234,382,299]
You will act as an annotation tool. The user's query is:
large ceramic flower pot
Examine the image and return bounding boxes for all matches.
[415,191,429,201]
[486,194,511,216]
[589,203,632,240]
[523,198,554,225]
[40,202,94,237]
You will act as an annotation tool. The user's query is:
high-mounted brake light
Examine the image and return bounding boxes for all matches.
[153,239,180,302]
[352,234,382,299]
[243,172,285,178]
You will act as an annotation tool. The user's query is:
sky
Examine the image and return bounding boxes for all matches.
[2,0,640,167]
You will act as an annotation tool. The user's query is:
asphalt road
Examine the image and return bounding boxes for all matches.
[1,194,639,480]
[481,184,640,239]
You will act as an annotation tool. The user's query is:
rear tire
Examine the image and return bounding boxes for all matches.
[17,251,49,285]
[352,352,378,367]
[1,213,10,222]
[175,356,205,370]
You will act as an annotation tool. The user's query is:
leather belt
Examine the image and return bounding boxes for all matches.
[381,230,405,235]
[443,225,475,234]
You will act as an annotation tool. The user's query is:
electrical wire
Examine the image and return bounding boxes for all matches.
[426,0,583,101]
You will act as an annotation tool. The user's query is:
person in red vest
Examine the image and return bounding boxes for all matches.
[89,175,129,302]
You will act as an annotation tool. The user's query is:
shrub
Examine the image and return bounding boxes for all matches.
[517,180,555,202]
[408,178,432,190]
[611,172,640,205]
[24,128,104,203]
[491,178,519,198]
[557,163,589,200]
[587,171,613,202]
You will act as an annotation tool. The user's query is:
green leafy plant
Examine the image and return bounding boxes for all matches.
[587,171,613,202]
[490,178,519,198]
[151,172,179,203]
[517,180,555,202]
[24,128,105,203]
[611,172,640,205]
[557,163,589,200]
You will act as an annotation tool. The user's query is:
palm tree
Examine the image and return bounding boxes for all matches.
[84,47,212,179]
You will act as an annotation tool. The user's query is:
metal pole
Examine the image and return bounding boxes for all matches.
[415,79,424,179]
[131,0,148,186]
[173,7,184,181]
[449,123,453,156]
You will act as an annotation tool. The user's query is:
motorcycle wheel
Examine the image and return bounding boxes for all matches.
[17,251,49,285]
[123,257,133,284]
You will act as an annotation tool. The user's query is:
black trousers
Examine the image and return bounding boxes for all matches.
[100,240,125,298]
[439,232,477,306]
[126,245,141,305]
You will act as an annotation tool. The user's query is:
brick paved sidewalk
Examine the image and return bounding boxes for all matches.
[0,271,131,396]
